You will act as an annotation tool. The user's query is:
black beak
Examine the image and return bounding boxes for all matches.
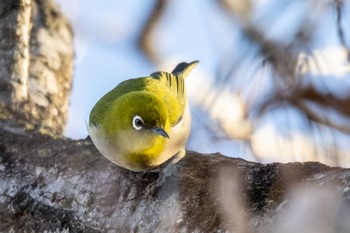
[151,127,169,139]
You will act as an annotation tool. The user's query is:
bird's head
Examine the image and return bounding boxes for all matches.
[93,91,170,164]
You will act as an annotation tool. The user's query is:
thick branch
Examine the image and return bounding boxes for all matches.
[0,125,349,232]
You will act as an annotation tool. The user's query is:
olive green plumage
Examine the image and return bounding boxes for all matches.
[88,61,198,171]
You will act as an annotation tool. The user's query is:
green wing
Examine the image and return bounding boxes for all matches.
[150,61,199,107]
[150,72,186,106]
[148,61,198,125]
[89,61,198,127]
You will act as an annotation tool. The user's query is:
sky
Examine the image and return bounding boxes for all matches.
[56,0,350,165]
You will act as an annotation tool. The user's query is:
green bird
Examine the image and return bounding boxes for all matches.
[87,61,198,172]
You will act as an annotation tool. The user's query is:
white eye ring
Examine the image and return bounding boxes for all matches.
[132,115,144,130]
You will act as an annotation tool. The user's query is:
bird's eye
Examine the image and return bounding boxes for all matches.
[132,115,144,130]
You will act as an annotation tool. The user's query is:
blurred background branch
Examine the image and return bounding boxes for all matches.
[335,0,349,52]
[138,0,168,63]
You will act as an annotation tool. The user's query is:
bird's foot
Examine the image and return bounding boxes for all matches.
[144,151,185,196]
[144,161,180,196]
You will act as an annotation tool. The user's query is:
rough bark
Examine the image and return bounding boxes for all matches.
[0,124,349,232]
[0,0,73,135]
[0,0,32,104]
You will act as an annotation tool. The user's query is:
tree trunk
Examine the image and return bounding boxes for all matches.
[0,0,73,135]
[0,1,349,233]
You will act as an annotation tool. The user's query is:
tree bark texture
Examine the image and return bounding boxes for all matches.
[0,125,349,232]
[0,0,73,135]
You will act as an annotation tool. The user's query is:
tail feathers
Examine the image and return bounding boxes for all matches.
[172,60,199,78]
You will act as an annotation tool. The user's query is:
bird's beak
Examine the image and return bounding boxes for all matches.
[151,127,169,139]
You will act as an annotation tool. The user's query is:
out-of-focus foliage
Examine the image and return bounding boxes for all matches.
[58,0,350,166]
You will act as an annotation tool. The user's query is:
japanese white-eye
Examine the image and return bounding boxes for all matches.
[87,61,198,172]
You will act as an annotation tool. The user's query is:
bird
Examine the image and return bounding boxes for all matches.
[87,61,198,172]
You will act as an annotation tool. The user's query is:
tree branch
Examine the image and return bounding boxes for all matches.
[0,125,349,232]
[138,0,168,63]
